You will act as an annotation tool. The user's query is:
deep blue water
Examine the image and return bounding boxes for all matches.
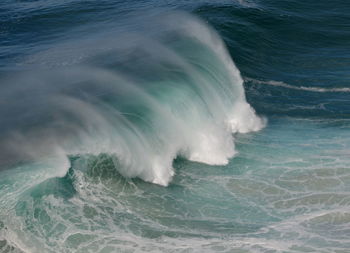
[1,1,350,252]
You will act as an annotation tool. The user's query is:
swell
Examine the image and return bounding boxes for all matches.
[0,13,264,187]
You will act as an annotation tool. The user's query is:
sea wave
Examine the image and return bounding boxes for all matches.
[0,13,264,187]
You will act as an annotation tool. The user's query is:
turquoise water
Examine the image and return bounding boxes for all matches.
[1,1,350,252]
[2,118,350,252]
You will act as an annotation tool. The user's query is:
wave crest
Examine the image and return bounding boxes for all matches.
[0,13,264,186]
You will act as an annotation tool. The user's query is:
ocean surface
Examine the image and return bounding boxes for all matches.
[1,1,350,252]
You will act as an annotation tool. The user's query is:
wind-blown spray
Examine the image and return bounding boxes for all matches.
[0,13,264,187]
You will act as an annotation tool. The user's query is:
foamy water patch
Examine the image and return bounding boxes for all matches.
[245,77,350,93]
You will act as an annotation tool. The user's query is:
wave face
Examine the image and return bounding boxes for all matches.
[0,13,263,187]
[1,0,350,252]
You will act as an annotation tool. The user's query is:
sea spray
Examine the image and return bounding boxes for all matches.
[0,13,264,186]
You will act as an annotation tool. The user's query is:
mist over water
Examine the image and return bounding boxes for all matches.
[0,13,264,186]
[1,1,350,252]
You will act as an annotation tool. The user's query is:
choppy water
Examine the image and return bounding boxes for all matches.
[0,1,349,252]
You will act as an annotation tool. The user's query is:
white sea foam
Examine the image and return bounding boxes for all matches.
[245,77,350,93]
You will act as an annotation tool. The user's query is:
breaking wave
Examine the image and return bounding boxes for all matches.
[0,13,264,187]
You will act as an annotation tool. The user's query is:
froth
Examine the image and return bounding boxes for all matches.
[0,12,264,186]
